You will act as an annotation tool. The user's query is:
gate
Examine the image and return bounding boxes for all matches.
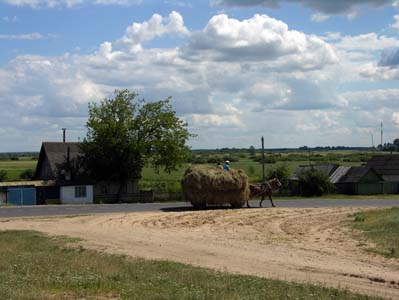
[7,187,36,205]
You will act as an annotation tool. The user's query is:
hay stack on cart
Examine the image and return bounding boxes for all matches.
[181,165,250,209]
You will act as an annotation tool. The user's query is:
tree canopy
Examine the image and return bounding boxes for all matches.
[79,90,193,189]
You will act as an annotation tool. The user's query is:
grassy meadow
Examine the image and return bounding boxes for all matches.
[0,157,37,181]
[0,150,384,190]
[351,207,399,258]
[0,230,382,300]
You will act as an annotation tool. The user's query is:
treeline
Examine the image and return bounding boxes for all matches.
[250,152,373,164]
[0,152,38,161]
[188,149,376,165]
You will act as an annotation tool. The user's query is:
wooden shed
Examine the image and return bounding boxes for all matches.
[0,180,56,205]
[333,166,384,195]
[366,155,399,193]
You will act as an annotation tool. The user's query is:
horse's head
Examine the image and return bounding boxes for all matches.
[269,178,283,190]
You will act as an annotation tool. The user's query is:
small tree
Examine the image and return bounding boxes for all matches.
[248,145,256,156]
[20,169,35,180]
[298,169,334,197]
[80,90,193,199]
[267,164,289,187]
[0,170,7,182]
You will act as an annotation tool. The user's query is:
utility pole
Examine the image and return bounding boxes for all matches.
[369,132,374,149]
[261,136,265,182]
[62,128,67,143]
[381,122,383,148]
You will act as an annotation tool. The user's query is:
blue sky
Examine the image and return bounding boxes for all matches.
[0,0,398,151]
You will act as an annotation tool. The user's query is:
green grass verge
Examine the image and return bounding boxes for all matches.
[351,208,399,258]
[274,194,399,200]
[0,230,381,300]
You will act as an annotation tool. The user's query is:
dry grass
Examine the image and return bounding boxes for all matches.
[181,165,249,208]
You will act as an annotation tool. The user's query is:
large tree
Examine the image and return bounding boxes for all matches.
[80,90,193,196]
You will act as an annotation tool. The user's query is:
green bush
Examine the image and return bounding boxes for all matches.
[0,170,7,182]
[20,169,35,180]
[267,164,289,187]
[298,169,335,197]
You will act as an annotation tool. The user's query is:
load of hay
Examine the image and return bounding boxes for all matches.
[181,165,250,208]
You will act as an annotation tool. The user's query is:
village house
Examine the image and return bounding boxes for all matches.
[330,166,385,195]
[34,142,94,204]
[365,155,399,194]
[35,142,143,204]
[289,163,395,195]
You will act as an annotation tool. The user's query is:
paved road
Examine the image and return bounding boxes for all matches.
[0,198,398,219]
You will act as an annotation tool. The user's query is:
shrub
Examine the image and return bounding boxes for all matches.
[0,170,6,182]
[20,169,35,180]
[298,169,335,197]
[267,164,289,187]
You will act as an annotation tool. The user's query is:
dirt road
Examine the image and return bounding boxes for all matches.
[1,207,398,299]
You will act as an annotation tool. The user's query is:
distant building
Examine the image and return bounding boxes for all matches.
[288,164,338,195]
[289,164,339,181]
[289,163,396,195]
[331,166,385,195]
[35,142,140,204]
[366,155,399,183]
[365,154,399,194]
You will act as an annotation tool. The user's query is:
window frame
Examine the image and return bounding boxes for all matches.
[74,186,87,198]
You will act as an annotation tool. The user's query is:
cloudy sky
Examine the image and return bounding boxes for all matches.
[0,0,398,151]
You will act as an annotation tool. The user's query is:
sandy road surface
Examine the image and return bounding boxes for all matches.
[1,207,399,299]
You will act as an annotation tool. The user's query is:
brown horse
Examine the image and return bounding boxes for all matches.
[247,178,282,208]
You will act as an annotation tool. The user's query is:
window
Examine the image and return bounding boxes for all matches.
[75,186,87,198]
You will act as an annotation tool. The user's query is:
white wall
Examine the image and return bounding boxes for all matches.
[60,185,93,204]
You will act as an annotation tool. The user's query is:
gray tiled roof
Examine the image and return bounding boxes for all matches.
[337,166,382,184]
[42,142,81,174]
[329,166,351,184]
[366,155,399,181]
[289,164,339,181]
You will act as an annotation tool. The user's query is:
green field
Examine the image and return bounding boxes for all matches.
[351,208,399,258]
[0,158,37,181]
[0,230,381,300]
[0,150,372,184]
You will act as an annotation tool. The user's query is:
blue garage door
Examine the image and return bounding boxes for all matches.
[8,187,36,205]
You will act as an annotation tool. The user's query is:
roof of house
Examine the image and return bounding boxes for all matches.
[337,166,383,184]
[330,166,351,184]
[366,154,399,182]
[35,142,81,179]
[0,180,57,188]
[289,164,339,181]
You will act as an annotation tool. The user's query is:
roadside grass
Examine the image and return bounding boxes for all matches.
[274,194,399,200]
[0,230,381,300]
[351,208,399,258]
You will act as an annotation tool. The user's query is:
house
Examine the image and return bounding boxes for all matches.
[365,154,399,194]
[35,142,94,204]
[288,164,339,195]
[289,164,391,195]
[35,142,140,204]
[289,164,339,181]
[331,166,385,195]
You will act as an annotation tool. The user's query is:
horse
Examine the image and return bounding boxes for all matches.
[247,178,282,208]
